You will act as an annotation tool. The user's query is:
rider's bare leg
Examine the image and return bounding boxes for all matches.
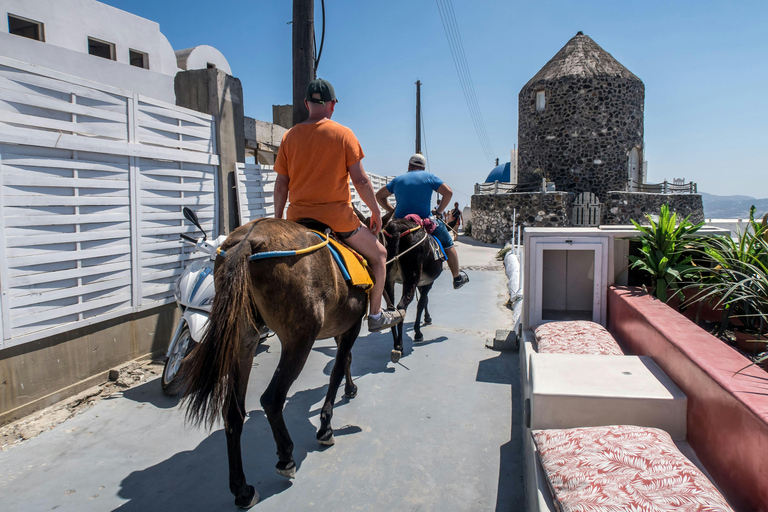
[344,227,387,315]
[446,246,460,278]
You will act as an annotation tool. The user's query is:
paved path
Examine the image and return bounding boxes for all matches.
[0,236,524,512]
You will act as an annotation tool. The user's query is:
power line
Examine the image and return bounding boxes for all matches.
[435,0,495,166]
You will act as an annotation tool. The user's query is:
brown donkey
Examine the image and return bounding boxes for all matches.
[181,218,367,508]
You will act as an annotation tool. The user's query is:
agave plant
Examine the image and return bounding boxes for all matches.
[627,204,704,302]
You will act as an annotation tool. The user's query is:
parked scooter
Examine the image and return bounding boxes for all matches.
[161,207,227,396]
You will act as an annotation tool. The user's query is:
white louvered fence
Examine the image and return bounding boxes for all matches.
[0,57,218,348]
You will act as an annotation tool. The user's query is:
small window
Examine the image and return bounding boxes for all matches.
[536,90,546,111]
[88,37,115,60]
[129,49,148,69]
[206,62,216,69]
[8,14,45,41]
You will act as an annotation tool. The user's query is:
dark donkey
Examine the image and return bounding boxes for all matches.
[382,217,443,363]
[181,218,367,508]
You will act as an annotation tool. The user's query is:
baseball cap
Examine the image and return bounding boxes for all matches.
[306,79,337,104]
[408,153,427,168]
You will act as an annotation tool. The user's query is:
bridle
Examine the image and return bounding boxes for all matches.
[382,225,430,265]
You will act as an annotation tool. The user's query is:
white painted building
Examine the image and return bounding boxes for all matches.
[1,0,231,102]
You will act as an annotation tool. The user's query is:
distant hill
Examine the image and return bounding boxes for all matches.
[700,192,768,220]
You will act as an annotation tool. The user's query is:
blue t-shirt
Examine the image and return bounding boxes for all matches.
[386,171,444,219]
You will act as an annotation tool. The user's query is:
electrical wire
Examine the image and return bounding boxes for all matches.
[313,0,326,76]
[420,101,431,173]
[435,0,495,166]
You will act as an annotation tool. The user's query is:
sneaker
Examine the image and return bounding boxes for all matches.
[453,271,470,289]
[368,309,404,332]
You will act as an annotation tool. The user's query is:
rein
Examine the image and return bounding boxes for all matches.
[216,230,331,261]
[385,226,430,265]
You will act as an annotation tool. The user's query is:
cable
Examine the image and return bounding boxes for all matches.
[435,0,495,166]
[420,101,430,173]
[313,0,326,76]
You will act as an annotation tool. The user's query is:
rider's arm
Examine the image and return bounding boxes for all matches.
[349,160,382,235]
[375,186,395,213]
[274,174,289,219]
[435,183,453,216]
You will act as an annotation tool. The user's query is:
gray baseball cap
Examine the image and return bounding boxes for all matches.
[306,78,337,104]
[409,153,426,168]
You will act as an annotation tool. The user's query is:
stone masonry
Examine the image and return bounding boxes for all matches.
[471,192,572,244]
[603,192,704,225]
[517,33,644,202]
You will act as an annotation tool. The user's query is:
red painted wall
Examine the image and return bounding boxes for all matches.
[608,286,768,512]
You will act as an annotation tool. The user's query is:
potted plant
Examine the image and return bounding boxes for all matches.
[688,207,768,356]
[627,204,704,303]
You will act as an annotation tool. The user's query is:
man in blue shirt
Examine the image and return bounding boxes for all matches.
[375,153,469,289]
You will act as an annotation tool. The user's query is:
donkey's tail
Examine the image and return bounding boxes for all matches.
[181,237,256,429]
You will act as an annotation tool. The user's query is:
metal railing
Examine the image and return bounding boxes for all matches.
[474,180,545,195]
[629,180,697,194]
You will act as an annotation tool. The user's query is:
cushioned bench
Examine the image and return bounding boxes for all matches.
[532,425,733,512]
[533,320,623,356]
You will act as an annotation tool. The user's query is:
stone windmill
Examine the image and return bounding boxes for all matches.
[517,32,645,206]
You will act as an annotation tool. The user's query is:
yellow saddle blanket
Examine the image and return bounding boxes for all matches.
[309,230,374,290]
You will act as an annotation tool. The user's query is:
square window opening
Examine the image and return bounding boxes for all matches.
[536,90,546,111]
[88,37,115,60]
[129,49,149,69]
[8,14,45,41]
[206,62,216,69]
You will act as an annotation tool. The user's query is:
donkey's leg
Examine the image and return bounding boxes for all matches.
[260,336,315,479]
[319,319,363,445]
[391,274,418,363]
[413,283,434,342]
[224,343,259,508]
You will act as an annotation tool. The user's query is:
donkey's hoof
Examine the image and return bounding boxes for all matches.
[317,430,335,446]
[235,485,260,509]
[344,384,358,398]
[423,317,432,325]
[413,332,424,343]
[276,460,296,479]
[391,350,402,363]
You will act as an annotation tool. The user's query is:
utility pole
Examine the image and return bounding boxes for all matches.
[292,0,315,126]
[415,80,421,154]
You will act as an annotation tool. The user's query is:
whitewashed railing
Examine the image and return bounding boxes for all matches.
[0,57,218,348]
[235,162,392,224]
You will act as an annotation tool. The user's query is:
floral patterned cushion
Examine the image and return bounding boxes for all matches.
[532,426,734,512]
[533,321,624,356]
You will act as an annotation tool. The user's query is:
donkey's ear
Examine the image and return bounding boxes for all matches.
[352,205,366,223]
[382,210,394,227]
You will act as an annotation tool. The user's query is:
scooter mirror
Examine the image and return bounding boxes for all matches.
[182,207,206,240]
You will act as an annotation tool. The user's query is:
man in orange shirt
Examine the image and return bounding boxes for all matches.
[274,79,403,332]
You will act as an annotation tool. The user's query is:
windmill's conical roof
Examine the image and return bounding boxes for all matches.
[522,32,641,90]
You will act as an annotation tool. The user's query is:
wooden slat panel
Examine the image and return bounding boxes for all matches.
[10,277,132,307]
[0,65,129,106]
[137,116,212,138]
[11,294,132,332]
[10,260,131,287]
[0,88,127,123]
[2,175,130,189]
[0,155,129,174]
[137,131,214,153]
[0,110,127,140]
[4,212,130,227]
[5,244,129,267]
[137,98,213,124]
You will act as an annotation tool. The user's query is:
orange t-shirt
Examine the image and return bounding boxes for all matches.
[274,119,365,232]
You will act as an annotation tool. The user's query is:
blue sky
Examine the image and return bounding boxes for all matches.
[102,0,768,204]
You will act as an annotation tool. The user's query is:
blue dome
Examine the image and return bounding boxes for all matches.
[485,162,511,183]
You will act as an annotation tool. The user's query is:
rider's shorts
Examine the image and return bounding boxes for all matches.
[430,217,454,249]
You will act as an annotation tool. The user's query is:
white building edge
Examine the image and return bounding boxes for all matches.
[1,0,231,103]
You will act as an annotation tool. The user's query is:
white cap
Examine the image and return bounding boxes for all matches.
[408,153,426,168]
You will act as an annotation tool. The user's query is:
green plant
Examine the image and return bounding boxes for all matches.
[627,204,704,302]
[496,245,512,261]
[464,219,472,236]
[688,206,768,340]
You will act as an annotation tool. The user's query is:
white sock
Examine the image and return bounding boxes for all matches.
[370,311,382,320]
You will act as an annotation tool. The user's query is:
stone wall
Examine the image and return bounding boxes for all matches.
[518,76,644,202]
[603,192,704,225]
[471,192,573,244]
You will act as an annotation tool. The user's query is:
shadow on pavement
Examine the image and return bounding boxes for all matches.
[115,382,358,511]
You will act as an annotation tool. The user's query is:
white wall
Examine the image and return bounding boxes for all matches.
[0,32,175,102]
[1,0,178,75]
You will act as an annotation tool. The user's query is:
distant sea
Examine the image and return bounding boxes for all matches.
[701,192,768,220]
